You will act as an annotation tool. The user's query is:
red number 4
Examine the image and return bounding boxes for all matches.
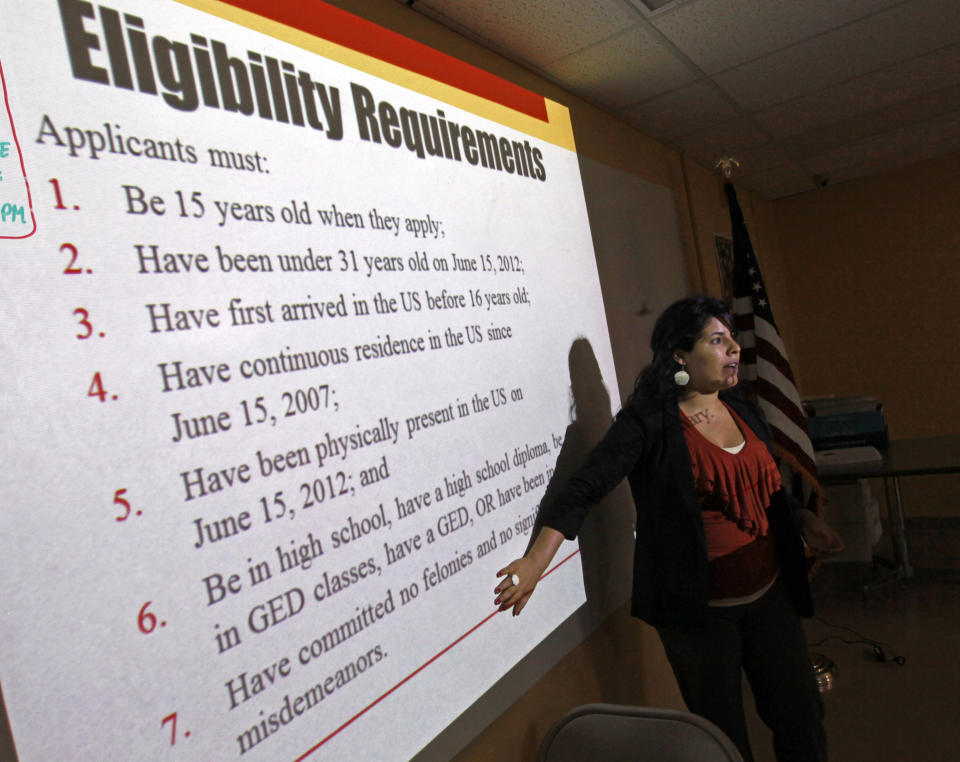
[88,372,107,402]
[88,373,116,402]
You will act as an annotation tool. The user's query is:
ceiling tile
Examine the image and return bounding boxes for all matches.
[805,110,960,174]
[737,164,816,199]
[714,0,960,111]
[648,0,905,75]
[824,136,960,186]
[675,117,770,167]
[414,0,637,68]
[620,80,738,141]
[413,0,960,198]
[753,43,960,139]
[543,25,697,109]
[778,83,960,159]
[731,145,793,176]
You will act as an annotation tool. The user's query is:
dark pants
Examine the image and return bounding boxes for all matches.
[657,577,827,762]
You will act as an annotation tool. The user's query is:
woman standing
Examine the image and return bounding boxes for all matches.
[495,296,843,762]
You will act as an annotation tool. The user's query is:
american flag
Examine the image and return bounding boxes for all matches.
[724,183,823,510]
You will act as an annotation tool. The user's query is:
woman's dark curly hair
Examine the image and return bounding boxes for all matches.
[632,296,734,402]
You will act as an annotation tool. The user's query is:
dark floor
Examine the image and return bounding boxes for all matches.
[744,524,960,762]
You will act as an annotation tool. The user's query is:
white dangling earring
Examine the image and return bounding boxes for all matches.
[674,365,690,386]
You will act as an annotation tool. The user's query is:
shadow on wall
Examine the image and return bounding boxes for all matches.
[529,337,638,683]
[537,338,634,610]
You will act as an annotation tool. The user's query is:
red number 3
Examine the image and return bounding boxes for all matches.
[74,308,93,339]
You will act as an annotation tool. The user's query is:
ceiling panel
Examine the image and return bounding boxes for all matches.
[729,144,793,176]
[542,25,697,109]
[753,43,960,139]
[621,80,738,140]
[414,0,636,68]
[734,164,816,199]
[771,86,960,165]
[675,117,771,166]
[714,0,960,111]
[784,82,960,157]
[408,0,960,198]
[647,0,905,75]
[805,110,960,174]
[824,132,960,185]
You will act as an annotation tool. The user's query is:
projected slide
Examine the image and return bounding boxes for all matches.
[0,1,617,759]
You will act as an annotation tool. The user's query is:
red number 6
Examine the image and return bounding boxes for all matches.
[138,601,157,634]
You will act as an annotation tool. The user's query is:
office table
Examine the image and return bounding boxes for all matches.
[817,434,960,594]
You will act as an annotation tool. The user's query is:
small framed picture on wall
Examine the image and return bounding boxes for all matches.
[715,234,734,306]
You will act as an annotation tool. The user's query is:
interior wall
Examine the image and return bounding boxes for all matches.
[773,153,960,436]
[773,154,960,518]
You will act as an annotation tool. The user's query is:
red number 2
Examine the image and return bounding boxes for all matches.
[61,243,82,274]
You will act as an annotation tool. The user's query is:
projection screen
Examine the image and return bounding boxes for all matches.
[0,1,620,759]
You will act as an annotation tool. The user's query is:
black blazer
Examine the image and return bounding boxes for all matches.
[539,388,813,629]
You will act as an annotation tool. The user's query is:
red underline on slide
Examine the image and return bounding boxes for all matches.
[294,548,582,761]
[221,0,549,122]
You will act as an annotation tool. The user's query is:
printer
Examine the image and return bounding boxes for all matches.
[803,396,889,451]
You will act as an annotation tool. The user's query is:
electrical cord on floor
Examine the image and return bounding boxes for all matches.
[808,614,907,666]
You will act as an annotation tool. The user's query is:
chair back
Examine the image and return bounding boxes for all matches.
[538,703,744,762]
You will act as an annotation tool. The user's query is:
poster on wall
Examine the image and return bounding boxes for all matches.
[714,233,734,306]
[0,1,618,760]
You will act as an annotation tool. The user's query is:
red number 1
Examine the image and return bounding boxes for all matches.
[49,178,67,210]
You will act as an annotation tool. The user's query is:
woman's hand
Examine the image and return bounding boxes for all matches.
[799,508,846,559]
[494,527,565,616]
[495,555,544,615]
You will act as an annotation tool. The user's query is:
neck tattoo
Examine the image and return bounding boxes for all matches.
[686,409,711,426]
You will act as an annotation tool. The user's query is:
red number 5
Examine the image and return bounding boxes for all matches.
[113,489,131,522]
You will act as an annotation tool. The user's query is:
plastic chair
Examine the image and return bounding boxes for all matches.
[537,703,744,762]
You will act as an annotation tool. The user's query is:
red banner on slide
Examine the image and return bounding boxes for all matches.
[222,0,549,122]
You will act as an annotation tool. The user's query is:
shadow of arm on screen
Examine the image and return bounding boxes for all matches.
[0,682,18,762]
[524,338,635,617]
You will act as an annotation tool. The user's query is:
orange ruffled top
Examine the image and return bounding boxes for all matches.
[682,404,782,600]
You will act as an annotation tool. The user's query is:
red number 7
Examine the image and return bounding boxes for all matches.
[161,712,177,746]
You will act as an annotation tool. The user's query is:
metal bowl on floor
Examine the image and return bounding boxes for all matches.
[810,651,837,693]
